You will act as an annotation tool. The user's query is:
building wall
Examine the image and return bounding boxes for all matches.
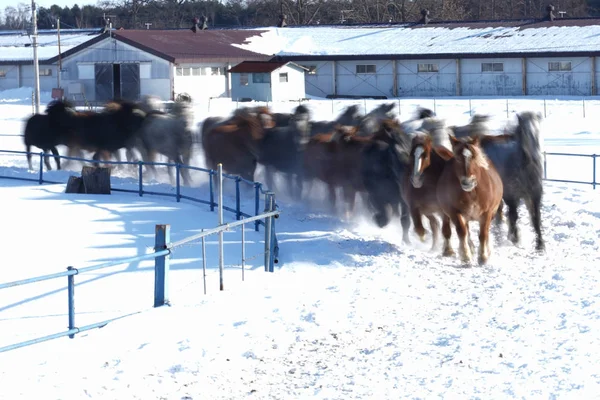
[270,64,306,102]
[300,61,334,98]
[230,71,271,101]
[0,65,20,91]
[336,60,395,98]
[172,63,229,101]
[397,59,457,97]
[59,37,171,101]
[526,56,592,96]
[460,58,523,96]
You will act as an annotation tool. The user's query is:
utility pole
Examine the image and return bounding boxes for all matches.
[31,0,41,113]
[57,17,62,89]
[144,22,152,29]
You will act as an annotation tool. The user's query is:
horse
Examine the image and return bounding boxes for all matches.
[449,114,491,138]
[360,118,412,242]
[202,106,275,182]
[308,104,363,137]
[356,102,397,136]
[435,135,504,264]
[402,118,452,250]
[136,100,195,185]
[400,107,437,136]
[258,104,311,196]
[23,100,75,171]
[478,111,545,251]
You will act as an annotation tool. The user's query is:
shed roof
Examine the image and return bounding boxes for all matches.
[112,29,271,64]
[232,18,600,60]
[228,61,308,73]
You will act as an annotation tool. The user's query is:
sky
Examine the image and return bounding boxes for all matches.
[0,87,599,398]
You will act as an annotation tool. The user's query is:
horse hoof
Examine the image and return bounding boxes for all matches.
[536,241,545,252]
[442,248,455,257]
[478,255,488,265]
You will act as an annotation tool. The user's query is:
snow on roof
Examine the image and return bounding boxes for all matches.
[233,20,600,58]
[0,29,102,62]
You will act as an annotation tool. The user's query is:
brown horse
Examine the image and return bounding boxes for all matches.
[435,135,503,264]
[402,129,450,250]
[202,106,275,181]
[303,125,369,217]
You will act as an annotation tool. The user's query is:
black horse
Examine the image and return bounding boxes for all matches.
[480,111,545,251]
[23,100,74,171]
[361,119,412,243]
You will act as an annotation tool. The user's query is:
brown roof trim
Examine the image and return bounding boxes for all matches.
[272,51,600,62]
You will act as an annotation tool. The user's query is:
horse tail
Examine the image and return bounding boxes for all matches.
[516,111,544,179]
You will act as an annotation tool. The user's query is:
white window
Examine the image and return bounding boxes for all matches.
[211,67,224,76]
[176,67,183,76]
[192,67,202,76]
[0,70,6,78]
[240,73,249,86]
[253,73,271,83]
[417,63,439,73]
[549,62,572,72]
[182,67,191,76]
[279,72,288,83]
[39,68,52,76]
[481,62,504,72]
[140,63,151,79]
[356,64,376,74]
[78,64,94,79]
[306,65,317,75]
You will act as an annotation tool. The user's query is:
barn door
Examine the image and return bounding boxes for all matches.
[94,64,113,101]
[120,63,140,101]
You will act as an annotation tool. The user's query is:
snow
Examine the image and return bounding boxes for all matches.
[234,24,600,57]
[0,29,101,61]
[0,88,600,398]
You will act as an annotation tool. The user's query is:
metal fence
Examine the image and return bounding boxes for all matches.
[0,158,280,353]
[543,152,598,189]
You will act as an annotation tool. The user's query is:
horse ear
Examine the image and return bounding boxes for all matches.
[433,146,454,161]
[471,135,480,147]
[449,134,460,147]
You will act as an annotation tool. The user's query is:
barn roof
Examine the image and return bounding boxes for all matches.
[0,28,103,65]
[231,18,600,60]
[228,61,308,73]
[111,29,272,64]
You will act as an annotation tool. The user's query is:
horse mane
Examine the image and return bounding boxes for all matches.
[228,108,268,140]
[421,118,451,149]
[514,111,544,174]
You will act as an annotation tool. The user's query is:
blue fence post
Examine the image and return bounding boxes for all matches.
[269,193,279,272]
[254,182,261,231]
[235,176,241,220]
[138,161,143,197]
[593,154,597,189]
[209,170,215,211]
[67,266,76,338]
[264,192,274,272]
[38,152,44,184]
[154,224,171,307]
[176,164,181,202]
[543,152,547,180]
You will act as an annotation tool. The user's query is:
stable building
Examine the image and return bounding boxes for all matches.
[228,61,307,102]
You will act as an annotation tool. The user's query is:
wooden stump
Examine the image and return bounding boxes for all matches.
[81,166,111,194]
[65,176,84,194]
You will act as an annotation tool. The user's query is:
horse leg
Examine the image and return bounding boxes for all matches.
[467,222,476,254]
[478,212,494,265]
[494,198,505,225]
[50,147,61,170]
[26,144,33,170]
[343,187,356,221]
[43,149,53,171]
[399,198,411,244]
[327,183,337,213]
[411,207,426,242]
[451,213,472,263]
[427,214,440,251]
[527,192,545,252]
[441,215,455,256]
[505,197,520,245]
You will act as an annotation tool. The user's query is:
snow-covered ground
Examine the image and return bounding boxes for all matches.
[0,87,599,399]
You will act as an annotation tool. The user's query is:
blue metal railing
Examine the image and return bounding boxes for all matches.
[0,150,274,230]
[543,152,598,189]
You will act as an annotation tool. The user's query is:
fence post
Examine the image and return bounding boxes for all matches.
[209,170,215,211]
[398,98,401,116]
[543,152,547,180]
[269,193,279,272]
[363,98,367,114]
[433,98,437,115]
[593,154,597,189]
[218,163,225,291]
[254,182,261,231]
[154,224,171,307]
[235,176,241,220]
[138,161,143,197]
[67,266,76,338]
[468,99,472,116]
[506,98,509,118]
[583,98,586,118]
[175,164,181,202]
[543,99,547,118]
[38,152,44,184]
[201,230,207,295]
[264,192,274,272]
[241,217,246,281]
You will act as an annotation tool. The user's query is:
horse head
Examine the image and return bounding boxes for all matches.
[442,135,490,192]
[409,133,434,189]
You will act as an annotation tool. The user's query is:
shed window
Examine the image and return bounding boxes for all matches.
[0,70,6,78]
[211,67,224,76]
[549,62,572,72]
[481,62,504,72]
[39,68,52,76]
[417,63,439,73]
[356,64,376,74]
[240,73,249,86]
[253,73,271,83]
[306,65,317,75]
[192,67,202,76]
[279,73,288,83]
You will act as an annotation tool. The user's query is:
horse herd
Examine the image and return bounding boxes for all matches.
[24,98,545,265]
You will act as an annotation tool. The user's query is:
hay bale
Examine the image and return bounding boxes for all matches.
[81,166,111,194]
[65,176,84,194]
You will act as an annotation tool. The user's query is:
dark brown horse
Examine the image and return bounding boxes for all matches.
[202,106,275,181]
[435,135,504,264]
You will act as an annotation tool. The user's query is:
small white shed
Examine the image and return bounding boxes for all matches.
[228,61,307,102]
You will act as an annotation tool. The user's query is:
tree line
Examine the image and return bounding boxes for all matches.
[1,0,597,31]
